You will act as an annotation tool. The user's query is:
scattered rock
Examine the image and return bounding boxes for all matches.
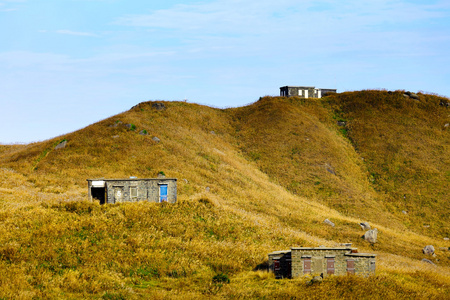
[325,163,336,175]
[363,228,378,243]
[152,137,161,143]
[205,187,210,192]
[421,259,436,266]
[439,100,450,107]
[444,123,449,128]
[423,245,435,255]
[310,275,323,284]
[54,140,67,150]
[337,121,346,127]
[183,179,189,184]
[360,222,371,230]
[110,121,122,127]
[152,102,166,110]
[210,131,216,135]
[323,219,335,227]
[326,168,336,175]
[157,173,166,178]
[112,135,120,139]
[444,237,449,241]
[404,91,419,100]
[409,93,419,100]
[139,130,148,135]
[402,210,408,215]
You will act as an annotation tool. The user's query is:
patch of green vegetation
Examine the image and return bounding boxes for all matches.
[213,273,230,284]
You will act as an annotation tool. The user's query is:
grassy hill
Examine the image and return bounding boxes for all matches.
[0,90,449,299]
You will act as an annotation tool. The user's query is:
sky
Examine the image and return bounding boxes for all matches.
[1,0,449,144]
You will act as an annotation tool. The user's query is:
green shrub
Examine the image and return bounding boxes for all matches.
[212,273,230,284]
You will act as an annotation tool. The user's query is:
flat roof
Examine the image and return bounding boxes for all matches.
[268,250,291,255]
[87,178,177,181]
[345,253,377,257]
[280,86,315,89]
[291,247,354,250]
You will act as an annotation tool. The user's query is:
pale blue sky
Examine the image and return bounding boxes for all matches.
[1,0,449,143]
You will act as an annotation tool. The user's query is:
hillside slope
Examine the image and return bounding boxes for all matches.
[0,91,449,298]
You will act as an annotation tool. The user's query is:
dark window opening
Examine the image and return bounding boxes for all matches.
[91,187,106,205]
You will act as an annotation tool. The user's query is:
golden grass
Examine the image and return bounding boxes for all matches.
[0,91,449,298]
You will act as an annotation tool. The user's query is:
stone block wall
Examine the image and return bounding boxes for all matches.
[88,178,177,204]
[288,247,376,278]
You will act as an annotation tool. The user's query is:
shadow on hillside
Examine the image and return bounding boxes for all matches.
[253,261,269,271]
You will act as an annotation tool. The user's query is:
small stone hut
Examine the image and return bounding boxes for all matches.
[280,86,337,98]
[268,246,376,279]
[87,178,177,205]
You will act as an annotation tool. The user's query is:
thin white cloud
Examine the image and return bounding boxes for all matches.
[115,0,447,33]
[113,0,450,60]
[0,0,25,11]
[56,29,99,37]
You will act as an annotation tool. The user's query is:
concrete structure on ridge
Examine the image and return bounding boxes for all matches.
[280,86,337,98]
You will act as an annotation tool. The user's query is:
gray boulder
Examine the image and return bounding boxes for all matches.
[307,275,323,285]
[422,245,435,255]
[439,100,450,107]
[404,91,419,100]
[152,137,161,143]
[55,140,67,150]
[360,222,371,230]
[323,219,335,227]
[363,228,378,243]
[421,259,436,266]
[152,102,166,110]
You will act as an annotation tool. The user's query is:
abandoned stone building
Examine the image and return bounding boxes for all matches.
[87,178,177,205]
[280,86,337,98]
[268,246,376,279]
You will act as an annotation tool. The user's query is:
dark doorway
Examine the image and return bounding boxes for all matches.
[91,187,106,204]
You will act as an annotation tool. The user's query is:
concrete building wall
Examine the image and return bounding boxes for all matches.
[87,178,177,204]
[275,247,376,278]
[280,86,337,99]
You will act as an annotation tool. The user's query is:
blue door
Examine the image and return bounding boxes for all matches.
[159,185,168,202]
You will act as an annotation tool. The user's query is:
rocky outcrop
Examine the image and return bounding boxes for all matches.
[403,91,419,100]
[152,102,166,110]
[323,219,335,227]
[360,222,371,230]
[55,140,67,150]
[363,228,378,243]
[422,245,435,255]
